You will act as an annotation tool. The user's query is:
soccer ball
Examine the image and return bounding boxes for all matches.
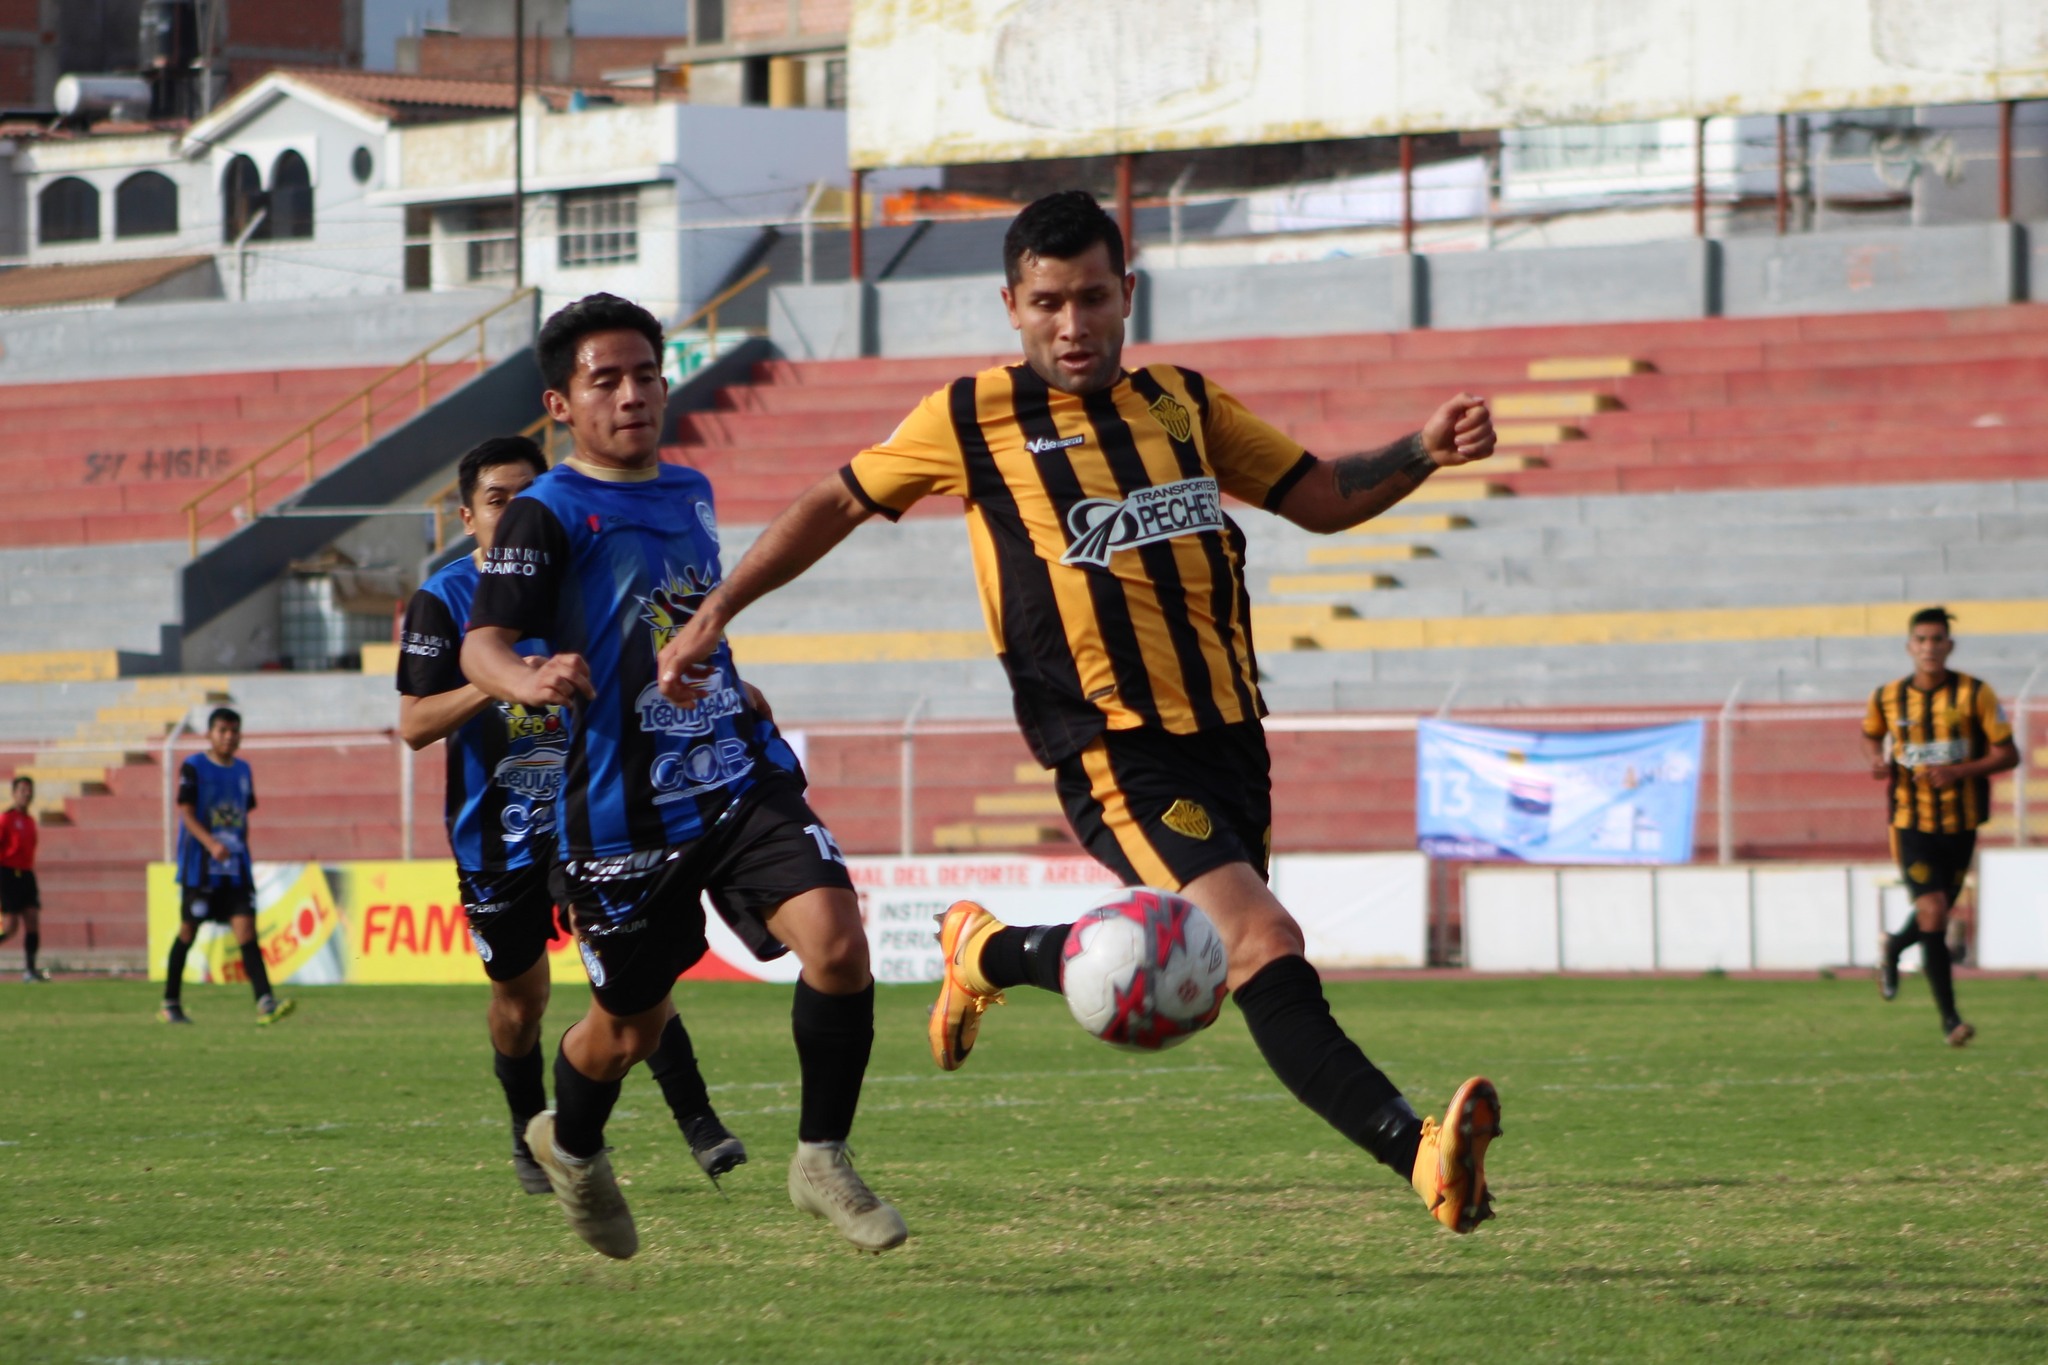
[1061,888,1229,1050]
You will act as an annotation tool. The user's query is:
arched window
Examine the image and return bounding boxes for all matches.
[38,177,100,244]
[221,154,267,243]
[269,151,313,240]
[114,171,178,237]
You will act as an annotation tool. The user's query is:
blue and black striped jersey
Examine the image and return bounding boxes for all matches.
[175,753,255,888]
[467,461,800,862]
[396,555,567,874]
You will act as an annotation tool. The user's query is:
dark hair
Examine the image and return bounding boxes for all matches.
[536,293,665,393]
[1003,190,1126,286]
[1909,606,1955,633]
[10,775,31,791]
[458,436,547,507]
[207,707,241,730]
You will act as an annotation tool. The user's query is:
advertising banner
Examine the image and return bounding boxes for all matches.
[149,851,1432,987]
[1416,719,1704,864]
[849,0,2048,168]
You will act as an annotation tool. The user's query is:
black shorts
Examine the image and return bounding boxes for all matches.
[0,867,38,915]
[458,860,560,983]
[551,777,854,1017]
[180,882,255,923]
[1055,720,1272,891]
[1892,828,1978,902]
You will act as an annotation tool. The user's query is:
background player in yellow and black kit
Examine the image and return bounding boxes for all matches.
[1861,606,2016,1046]
[658,191,1504,1234]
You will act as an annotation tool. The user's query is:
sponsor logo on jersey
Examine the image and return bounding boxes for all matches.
[649,738,755,806]
[635,680,745,737]
[1148,393,1193,442]
[640,564,719,654]
[494,749,566,798]
[402,630,448,658]
[1899,739,1967,767]
[1160,798,1213,840]
[481,546,548,577]
[501,702,566,742]
[1025,432,1086,455]
[1059,476,1224,569]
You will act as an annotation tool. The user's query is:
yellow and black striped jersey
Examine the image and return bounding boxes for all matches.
[1861,671,2012,832]
[842,363,1314,766]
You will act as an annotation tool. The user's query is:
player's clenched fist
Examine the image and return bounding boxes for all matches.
[656,611,723,706]
[515,652,594,707]
[1422,393,1495,467]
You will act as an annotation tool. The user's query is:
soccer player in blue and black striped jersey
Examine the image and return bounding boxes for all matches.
[463,295,903,1259]
[160,708,292,1025]
[398,435,744,1196]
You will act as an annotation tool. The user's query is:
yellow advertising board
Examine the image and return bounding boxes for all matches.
[147,861,579,987]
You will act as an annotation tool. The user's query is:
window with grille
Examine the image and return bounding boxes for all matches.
[559,189,638,268]
[466,200,518,280]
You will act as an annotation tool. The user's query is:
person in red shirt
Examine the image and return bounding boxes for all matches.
[0,775,45,981]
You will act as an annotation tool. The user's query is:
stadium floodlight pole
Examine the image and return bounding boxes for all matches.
[1400,133,1414,254]
[849,168,865,280]
[1117,152,1136,262]
[1717,678,1743,864]
[1999,100,2015,223]
[1693,117,1707,238]
[513,0,525,289]
[1775,114,1788,236]
[898,694,927,856]
[2013,663,2042,847]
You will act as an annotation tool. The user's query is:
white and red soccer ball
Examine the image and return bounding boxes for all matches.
[1061,888,1229,1050]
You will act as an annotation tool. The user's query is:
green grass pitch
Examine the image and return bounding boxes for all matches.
[3,975,2042,1364]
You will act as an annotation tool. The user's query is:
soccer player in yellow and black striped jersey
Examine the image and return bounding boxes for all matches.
[1860,606,2016,1046]
[658,191,1504,1233]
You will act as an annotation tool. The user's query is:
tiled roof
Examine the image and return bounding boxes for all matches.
[0,256,213,311]
[277,68,654,122]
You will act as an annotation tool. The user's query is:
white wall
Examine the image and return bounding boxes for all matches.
[1465,863,1901,972]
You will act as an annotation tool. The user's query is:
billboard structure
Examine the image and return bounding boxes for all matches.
[848,0,2048,168]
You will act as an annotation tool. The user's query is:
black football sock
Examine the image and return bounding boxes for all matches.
[164,936,192,1004]
[1883,926,1917,965]
[551,1042,623,1160]
[22,931,38,974]
[979,924,1070,993]
[647,1013,715,1128]
[494,1043,548,1149]
[1920,932,1961,1027]
[239,941,273,1002]
[1234,955,1417,1174]
[791,978,873,1145]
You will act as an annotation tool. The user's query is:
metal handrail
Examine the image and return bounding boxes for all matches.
[672,265,770,365]
[180,287,538,554]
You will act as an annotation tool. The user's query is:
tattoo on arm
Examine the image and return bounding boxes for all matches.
[1331,432,1434,500]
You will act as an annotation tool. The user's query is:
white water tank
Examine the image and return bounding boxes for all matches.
[55,75,154,119]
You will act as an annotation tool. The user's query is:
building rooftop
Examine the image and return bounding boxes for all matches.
[0,256,213,311]
[276,68,654,123]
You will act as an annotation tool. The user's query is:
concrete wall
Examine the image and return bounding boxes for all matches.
[0,290,521,383]
[771,220,2044,358]
[1719,221,2022,315]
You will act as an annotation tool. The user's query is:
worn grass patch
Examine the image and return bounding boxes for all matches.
[2,975,2042,1363]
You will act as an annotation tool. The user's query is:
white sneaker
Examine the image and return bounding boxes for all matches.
[788,1141,908,1252]
[525,1111,638,1259]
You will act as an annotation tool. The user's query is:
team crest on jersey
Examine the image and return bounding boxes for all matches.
[501,702,565,741]
[695,500,719,544]
[1148,393,1193,442]
[1060,476,1224,569]
[1161,799,1213,840]
[640,564,718,653]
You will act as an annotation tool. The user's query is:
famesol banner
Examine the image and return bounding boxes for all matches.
[146,856,1127,990]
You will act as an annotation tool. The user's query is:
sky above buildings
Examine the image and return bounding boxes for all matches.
[363,1,688,70]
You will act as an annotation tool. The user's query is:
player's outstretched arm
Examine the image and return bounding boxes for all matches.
[1861,733,1891,780]
[461,627,593,708]
[1275,394,1494,534]
[656,474,872,704]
